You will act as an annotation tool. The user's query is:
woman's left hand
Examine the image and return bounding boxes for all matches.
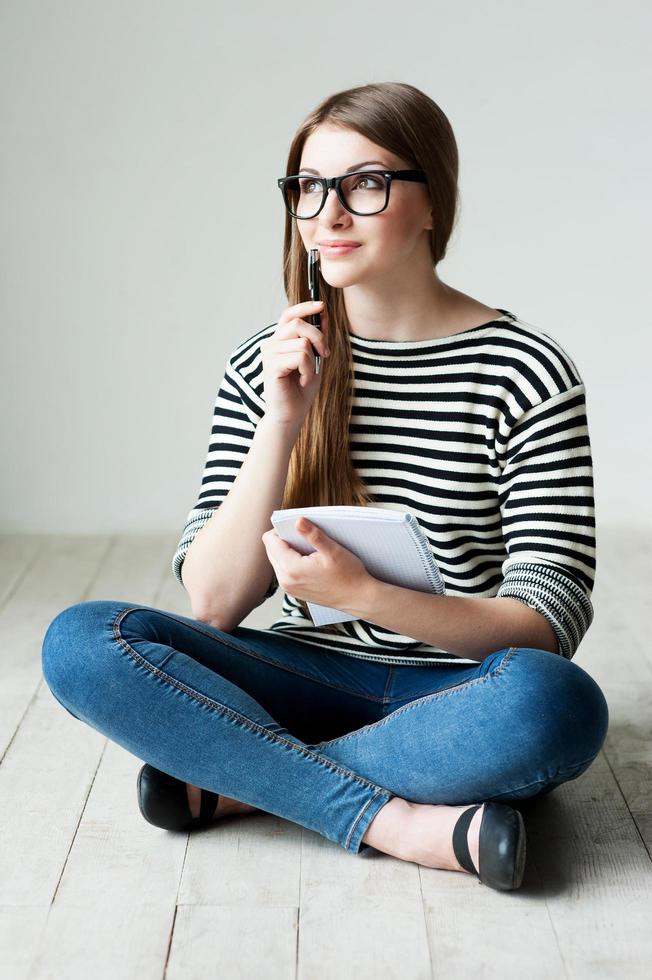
[261,518,372,611]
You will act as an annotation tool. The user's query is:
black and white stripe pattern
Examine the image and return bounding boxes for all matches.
[172,310,595,665]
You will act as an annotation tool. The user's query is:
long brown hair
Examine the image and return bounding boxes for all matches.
[277,82,460,619]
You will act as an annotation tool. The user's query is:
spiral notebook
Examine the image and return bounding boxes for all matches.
[270,505,446,626]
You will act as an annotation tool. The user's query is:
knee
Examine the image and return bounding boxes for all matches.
[508,648,609,772]
[41,599,125,704]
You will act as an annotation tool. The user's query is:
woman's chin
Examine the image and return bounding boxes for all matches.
[320,270,364,289]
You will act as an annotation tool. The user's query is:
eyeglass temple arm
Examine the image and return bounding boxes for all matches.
[392,171,428,182]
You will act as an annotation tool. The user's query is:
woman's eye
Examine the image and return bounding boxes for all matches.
[300,179,320,194]
[354,175,382,190]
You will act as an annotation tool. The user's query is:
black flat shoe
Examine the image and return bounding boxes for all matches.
[137,763,221,831]
[452,801,526,891]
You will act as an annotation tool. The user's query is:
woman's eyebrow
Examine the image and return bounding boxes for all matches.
[298,160,390,175]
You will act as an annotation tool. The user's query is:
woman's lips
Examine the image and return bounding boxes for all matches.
[319,244,362,256]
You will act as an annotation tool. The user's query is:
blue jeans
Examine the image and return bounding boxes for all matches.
[40,600,609,854]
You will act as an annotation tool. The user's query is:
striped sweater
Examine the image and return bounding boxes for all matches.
[172,309,596,666]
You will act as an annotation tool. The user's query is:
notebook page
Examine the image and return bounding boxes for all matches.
[275,505,405,522]
[270,507,445,626]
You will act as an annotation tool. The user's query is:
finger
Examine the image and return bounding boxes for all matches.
[282,335,329,359]
[276,318,329,352]
[278,301,324,326]
[271,350,317,385]
[296,517,332,549]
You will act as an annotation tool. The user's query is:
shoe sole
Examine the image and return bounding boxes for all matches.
[511,809,527,889]
[136,765,153,825]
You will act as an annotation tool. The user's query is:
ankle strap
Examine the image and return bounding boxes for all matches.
[452,804,482,875]
[199,789,220,821]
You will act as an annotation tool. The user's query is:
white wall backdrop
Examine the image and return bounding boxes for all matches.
[1,0,649,537]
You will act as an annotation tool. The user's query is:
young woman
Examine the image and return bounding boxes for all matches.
[41,82,609,892]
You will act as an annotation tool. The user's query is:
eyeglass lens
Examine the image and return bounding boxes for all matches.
[284,172,388,217]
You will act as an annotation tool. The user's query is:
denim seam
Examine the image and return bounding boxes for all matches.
[345,789,387,851]
[487,751,601,799]
[112,605,385,793]
[381,666,394,705]
[551,752,602,778]
[319,647,519,749]
[118,605,393,706]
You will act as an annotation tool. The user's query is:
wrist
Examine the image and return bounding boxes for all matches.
[258,414,301,446]
[343,575,383,619]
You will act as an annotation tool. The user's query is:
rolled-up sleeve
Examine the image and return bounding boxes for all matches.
[171,349,278,603]
[495,384,596,660]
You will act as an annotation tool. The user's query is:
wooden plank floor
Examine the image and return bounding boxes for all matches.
[0,526,650,979]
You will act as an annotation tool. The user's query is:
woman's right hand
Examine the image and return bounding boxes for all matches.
[260,300,330,430]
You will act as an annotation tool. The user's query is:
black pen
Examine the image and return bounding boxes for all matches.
[308,248,321,375]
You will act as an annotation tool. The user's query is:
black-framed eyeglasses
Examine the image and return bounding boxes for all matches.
[277,169,427,219]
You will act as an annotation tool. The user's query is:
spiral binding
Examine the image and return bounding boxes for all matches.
[404,513,446,595]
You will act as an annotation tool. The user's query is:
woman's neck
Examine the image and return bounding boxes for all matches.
[344,277,500,343]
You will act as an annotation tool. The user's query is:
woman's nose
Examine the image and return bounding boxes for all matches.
[320,185,351,220]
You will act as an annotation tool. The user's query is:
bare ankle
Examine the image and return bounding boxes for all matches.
[186,784,258,820]
[362,798,483,874]
[361,797,416,861]
[217,795,258,817]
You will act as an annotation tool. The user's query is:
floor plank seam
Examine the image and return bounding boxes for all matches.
[49,738,108,906]
[601,746,652,863]
[0,677,43,768]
